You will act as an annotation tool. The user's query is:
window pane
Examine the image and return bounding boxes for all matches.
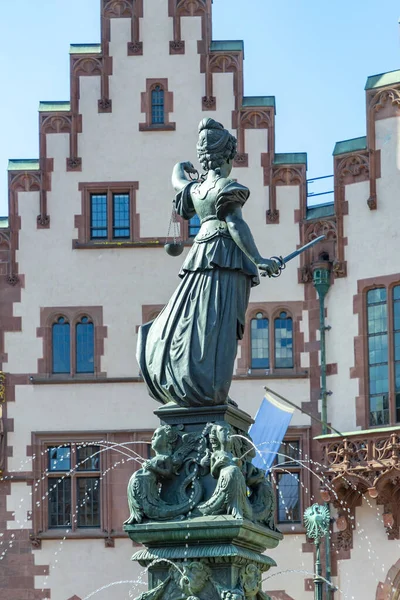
[151,86,164,124]
[276,472,300,523]
[52,318,70,374]
[275,315,293,368]
[367,303,387,334]
[76,318,94,373]
[90,194,108,239]
[189,214,201,238]
[49,446,71,471]
[367,288,387,304]
[369,394,389,426]
[369,364,388,394]
[393,286,400,301]
[276,441,300,465]
[77,445,100,471]
[396,392,400,423]
[368,334,388,365]
[77,478,100,527]
[394,294,400,331]
[251,317,269,369]
[48,478,71,528]
[113,193,130,238]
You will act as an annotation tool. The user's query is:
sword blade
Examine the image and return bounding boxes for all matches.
[282,235,326,265]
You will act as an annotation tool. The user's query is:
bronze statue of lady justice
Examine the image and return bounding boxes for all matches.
[137,118,322,408]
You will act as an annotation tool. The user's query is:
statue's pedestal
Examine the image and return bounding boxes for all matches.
[123,404,283,599]
[126,517,281,598]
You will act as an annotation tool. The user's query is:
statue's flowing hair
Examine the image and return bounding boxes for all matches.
[197,118,237,173]
[161,425,179,453]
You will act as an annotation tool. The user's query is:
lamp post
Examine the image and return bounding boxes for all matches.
[304,504,331,600]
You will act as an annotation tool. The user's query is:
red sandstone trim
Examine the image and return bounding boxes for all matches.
[236,301,306,377]
[36,306,107,377]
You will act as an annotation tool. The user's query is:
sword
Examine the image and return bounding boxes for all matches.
[260,234,326,277]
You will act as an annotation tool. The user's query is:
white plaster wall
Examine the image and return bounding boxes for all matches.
[265,534,314,600]
[337,499,400,599]
[326,115,400,433]
[34,538,147,600]
[7,382,158,472]
[231,378,311,428]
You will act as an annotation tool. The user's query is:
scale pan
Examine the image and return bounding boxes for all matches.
[164,242,184,257]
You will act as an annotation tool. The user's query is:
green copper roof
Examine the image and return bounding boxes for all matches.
[242,96,275,109]
[0,217,9,228]
[333,136,367,156]
[365,69,400,90]
[39,101,71,112]
[306,202,335,220]
[69,43,101,54]
[210,40,244,53]
[8,159,39,171]
[315,424,400,440]
[274,152,307,166]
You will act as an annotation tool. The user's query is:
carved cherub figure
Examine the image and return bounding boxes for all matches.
[125,425,203,524]
[197,423,252,520]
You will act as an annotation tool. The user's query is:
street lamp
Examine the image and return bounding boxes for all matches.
[304,504,331,600]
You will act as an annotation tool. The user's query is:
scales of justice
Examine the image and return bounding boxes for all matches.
[123,118,324,600]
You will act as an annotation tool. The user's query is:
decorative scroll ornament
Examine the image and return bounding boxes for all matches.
[176,0,208,14]
[370,87,400,113]
[128,41,143,55]
[240,109,271,129]
[41,114,72,134]
[272,166,303,186]
[337,153,369,183]
[133,559,270,600]
[103,0,134,18]
[202,96,216,110]
[208,53,241,73]
[304,219,337,243]
[125,422,277,531]
[72,57,103,77]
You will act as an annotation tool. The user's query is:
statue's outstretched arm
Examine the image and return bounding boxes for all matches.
[225,207,279,277]
[172,161,197,192]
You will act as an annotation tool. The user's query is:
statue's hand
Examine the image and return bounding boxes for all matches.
[180,161,197,175]
[257,258,280,277]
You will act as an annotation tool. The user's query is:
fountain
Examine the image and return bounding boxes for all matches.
[122,118,325,600]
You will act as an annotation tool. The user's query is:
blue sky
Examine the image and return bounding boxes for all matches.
[0,0,399,214]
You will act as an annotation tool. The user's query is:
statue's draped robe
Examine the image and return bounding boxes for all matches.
[137,176,259,407]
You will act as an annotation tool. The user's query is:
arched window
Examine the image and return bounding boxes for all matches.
[151,85,165,125]
[76,316,94,373]
[274,311,293,368]
[52,317,71,374]
[251,312,269,369]
[189,214,201,238]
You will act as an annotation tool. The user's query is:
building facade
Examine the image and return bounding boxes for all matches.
[0,1,399,599]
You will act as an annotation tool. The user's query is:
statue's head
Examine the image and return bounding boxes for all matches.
[209,422,232,451]
[197,118,237,174]
[151,425,178,454]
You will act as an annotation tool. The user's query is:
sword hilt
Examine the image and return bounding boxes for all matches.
[260,256,285,278]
